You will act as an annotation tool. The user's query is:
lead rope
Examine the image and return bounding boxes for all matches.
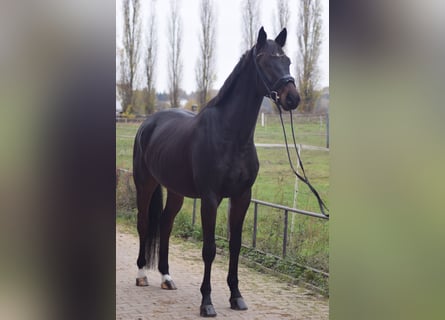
[277,106,329,217]
[252,46,329,217]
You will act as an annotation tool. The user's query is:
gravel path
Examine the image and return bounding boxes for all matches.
[116,228,329,319]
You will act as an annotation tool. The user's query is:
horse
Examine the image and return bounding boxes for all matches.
[132,27,300,317]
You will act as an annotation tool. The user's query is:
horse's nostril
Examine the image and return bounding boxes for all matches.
[286,95,292,105]
[286,95,298,108]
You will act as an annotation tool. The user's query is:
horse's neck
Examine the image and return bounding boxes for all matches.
[219,67,264,144]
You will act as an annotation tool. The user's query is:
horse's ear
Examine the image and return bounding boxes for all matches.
[257,26,267,49]
[275,28,287,47]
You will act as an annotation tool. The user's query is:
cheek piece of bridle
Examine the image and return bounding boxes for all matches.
[252,46,295,106]
[253,46,329,218]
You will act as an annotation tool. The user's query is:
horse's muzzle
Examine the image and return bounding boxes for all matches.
[280,82,300,111]
[284,92,300,110]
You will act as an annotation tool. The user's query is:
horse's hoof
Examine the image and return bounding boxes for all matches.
[200,304,217,317]
[230,297,248,310]
[136,276,149,286]
[161,279,177,290]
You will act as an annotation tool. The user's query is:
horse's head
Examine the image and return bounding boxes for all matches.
[254,27,300,111]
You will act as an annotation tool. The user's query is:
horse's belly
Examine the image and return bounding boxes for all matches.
[148,153,199,197]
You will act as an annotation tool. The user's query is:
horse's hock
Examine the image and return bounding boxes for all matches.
[116,229,329,319]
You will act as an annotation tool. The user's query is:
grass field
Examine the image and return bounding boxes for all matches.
[116,113,330,286]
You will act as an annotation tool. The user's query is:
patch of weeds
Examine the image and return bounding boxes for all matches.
[117,210,136,225]
[228,245,328,296]
[172,212,194,239]
[172,212,202,241]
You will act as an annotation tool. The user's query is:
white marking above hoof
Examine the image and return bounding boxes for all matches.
[162,274,172,282]
[161,274,177,290]
[137,268,147,278]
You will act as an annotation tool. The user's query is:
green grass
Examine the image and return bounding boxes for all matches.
[254,114,329,147]
[116,116,330,279]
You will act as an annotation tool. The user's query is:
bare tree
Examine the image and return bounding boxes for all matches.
[167,0,183,108]
[119,0,142,114]
[144,0,157,114]
[296,0,322,113]
[275,0,290,33]
[195,0,216,110]
[241,0,261,51]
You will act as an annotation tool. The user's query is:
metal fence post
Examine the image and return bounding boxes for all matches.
[326,111,330,149]
[227,200,231,240]
[192,199,196,226]
[252,202,258,248]
[283,210,288,258]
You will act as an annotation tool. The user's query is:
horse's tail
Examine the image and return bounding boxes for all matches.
[133,122,163,269]
[145,184,162,269]
[133,125,147,182]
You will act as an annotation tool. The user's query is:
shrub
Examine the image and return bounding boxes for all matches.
[116,169,136,210]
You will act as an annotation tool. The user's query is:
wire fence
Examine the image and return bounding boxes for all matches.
[116,112,330,293]
[117,111,330,148]
[255,112,330,149]
[116,168,329,275]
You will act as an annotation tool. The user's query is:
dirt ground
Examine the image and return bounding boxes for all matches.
[116,228,329,319]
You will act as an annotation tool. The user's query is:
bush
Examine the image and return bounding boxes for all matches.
[172,211,199,240]
[116,169,136,210]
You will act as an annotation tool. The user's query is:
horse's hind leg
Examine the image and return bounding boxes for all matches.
[227,189,251,311]
[134,175,159,286]
[158,190,184,290]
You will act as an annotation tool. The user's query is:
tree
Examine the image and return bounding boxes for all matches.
[119,0,142,114]
[144,0,157,114]
[195,0,216,110]
[296,0,322,113]
[167,0,183,108]
[241,0,261,51]
[275,0,290,33]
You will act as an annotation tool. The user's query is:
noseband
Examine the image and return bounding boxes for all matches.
[252,46,295,107]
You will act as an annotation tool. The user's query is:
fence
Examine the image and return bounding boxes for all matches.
[116,115,147,123]
[190,197,329,276]
[116,111,330,292]
[117,112,330,149]
[116,167,329,293]
[255,112,330,149]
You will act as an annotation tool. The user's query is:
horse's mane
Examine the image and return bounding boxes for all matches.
[203,48,253,109]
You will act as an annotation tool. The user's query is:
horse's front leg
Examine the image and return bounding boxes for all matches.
[227,189,251,311]
[199,195,222,317]
[158,190,184,290]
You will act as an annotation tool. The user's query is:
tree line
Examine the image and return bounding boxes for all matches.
[118,0,324,115]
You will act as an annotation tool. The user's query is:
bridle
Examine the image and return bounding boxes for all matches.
[252,46,295,108]
[252,45,330,218]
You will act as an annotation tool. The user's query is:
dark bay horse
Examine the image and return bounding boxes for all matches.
[133,27,300,317]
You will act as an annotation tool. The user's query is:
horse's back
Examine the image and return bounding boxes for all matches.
[148,108,195,123]
[134,109,198,196]
[135,109,195,149]
[138,108,194,133]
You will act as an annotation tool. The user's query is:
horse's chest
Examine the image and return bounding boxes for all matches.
[220,152,259,195]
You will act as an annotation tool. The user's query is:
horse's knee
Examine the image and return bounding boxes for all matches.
[202,242,216,263]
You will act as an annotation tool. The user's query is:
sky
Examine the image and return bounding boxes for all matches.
[116,0,329,94]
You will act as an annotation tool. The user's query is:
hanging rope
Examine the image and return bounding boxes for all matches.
[251,44,329,217]
[277,108,329,217]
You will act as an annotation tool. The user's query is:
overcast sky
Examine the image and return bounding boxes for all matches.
[116,0,329,94]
